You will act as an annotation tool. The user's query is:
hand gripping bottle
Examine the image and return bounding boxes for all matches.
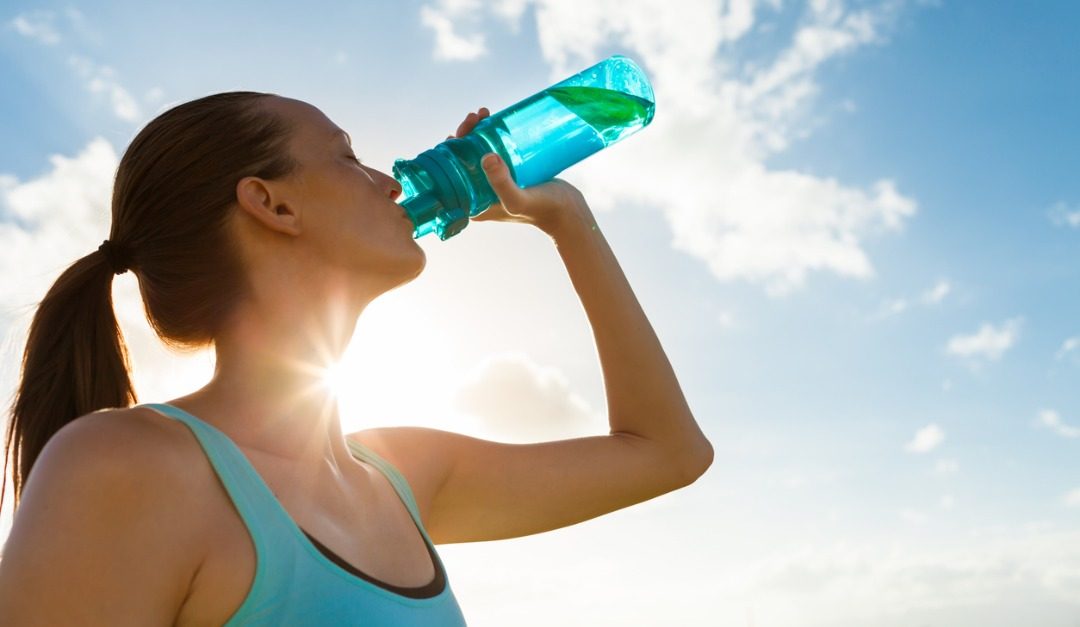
[393,54,655,240]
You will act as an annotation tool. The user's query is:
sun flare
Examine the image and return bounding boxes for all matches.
[320,361,347,398]
[314,297,462,435]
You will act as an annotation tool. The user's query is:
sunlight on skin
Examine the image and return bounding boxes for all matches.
[141,291,466,437]
[0,299,452,544]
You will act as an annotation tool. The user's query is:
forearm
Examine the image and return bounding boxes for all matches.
[544,208,713,474]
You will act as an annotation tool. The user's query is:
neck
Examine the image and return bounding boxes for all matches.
[170,280,370,474]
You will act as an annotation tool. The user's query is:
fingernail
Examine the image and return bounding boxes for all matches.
[482,154,499,170]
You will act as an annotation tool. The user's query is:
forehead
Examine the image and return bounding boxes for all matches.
[270,96,348,144]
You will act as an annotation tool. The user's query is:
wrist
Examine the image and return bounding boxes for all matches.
[540,204,599,242]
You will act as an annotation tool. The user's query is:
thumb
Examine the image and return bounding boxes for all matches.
[481,153,523,207]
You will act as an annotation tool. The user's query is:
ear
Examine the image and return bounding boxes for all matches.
[235,176,302,236]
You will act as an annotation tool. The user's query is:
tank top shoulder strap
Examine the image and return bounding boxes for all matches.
[344,438,425,526]
[140,403,425,534]
[136,403,285,534]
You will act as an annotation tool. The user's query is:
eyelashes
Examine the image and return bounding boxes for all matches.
[346,154,363,165]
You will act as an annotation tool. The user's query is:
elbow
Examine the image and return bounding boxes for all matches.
[678,437,714,486]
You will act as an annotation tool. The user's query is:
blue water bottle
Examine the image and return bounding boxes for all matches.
[393,54,656,240]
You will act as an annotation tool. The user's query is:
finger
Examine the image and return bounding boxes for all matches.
[481,153,524,208]
[456,112,478,138]
[478,107,490,119]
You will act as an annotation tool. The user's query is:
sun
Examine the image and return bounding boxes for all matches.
[315,295,462,435]
[320,361,348,398]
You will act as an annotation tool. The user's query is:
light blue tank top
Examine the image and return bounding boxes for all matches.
[138,402,468,626]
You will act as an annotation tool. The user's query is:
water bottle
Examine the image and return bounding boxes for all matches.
[393,54,656,240]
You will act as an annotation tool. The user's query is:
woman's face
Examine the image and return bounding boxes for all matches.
[263,96,424,298]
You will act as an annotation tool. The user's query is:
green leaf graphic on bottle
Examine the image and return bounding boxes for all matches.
[545,86,655,145]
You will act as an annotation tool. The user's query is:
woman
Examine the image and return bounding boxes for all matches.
[0,92,713,625]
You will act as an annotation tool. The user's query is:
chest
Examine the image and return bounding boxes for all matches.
[173,456,437,626]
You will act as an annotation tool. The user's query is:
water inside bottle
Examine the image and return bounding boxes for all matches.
[394,82,656,240]
[483,85,655,187]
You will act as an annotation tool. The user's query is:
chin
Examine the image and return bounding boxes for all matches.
[389,246,427,288]
[401,258,426,286]
[411,245,427,276]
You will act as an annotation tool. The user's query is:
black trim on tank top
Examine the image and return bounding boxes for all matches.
[300,529,446,599]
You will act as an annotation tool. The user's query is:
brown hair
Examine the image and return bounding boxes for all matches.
[2,91,298,516]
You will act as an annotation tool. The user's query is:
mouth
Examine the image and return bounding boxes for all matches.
[399,207,415,231]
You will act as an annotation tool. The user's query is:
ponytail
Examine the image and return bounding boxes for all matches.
[3,246,136,511]
[1,91,297,523]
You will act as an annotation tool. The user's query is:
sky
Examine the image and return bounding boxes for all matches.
[2,0,1079,625]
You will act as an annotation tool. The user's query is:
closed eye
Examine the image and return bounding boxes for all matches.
[346,154,363,165]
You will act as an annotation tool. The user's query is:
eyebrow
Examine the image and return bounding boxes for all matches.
[332,129,352,146]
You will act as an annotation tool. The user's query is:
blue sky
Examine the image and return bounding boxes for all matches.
[2,1,1080,625]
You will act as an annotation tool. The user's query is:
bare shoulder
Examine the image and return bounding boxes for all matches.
[52,405,195,461]
[0,406,212,625]
[17,405,210,509]
[22,404,214,544]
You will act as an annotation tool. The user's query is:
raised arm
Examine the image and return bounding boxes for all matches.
[477,151,711,463]
[348,108,712,545]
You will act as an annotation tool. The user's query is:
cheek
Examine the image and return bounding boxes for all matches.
[306,175,403,246]
[317,181,377,233]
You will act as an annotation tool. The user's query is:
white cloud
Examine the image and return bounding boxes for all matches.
[899,508,928,525]
[420,1,488,61]
[905,423,944,453]
[939,494,955,509]
[736,527,1080,625]
[0,140,120,429]
[873,278,950,319]
[740,5,877,108]
[1038,409,1080,439]
[920,279,950,305]
[934,458,958,475]
[1055,336,1079,361]
[60,7,102,46]
[452,351,600,441]
[873,297,908,319]
[0,140,218,461]
[67,55,142,123]
[9,10,137,123]
[492,0,530,32]
[946,317,1021,362]
[418,0,920,295]
[0,139,118,319]
[9,10,61,45]
[716,309,736,329]
[0,139,116,301]
[1063,488,1080,508]
[8,8,103,48]
[144,86,165,105]
[1048,200,1080,228]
